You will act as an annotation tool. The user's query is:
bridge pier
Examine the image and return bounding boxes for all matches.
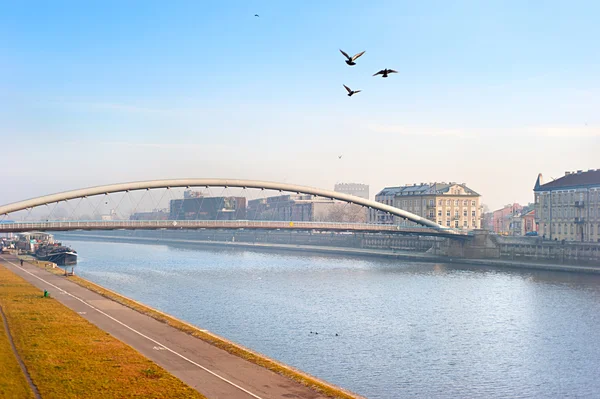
[444,230,500,259]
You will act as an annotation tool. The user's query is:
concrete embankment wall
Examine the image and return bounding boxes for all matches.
[492,235,600,266]
[59,229,439,252]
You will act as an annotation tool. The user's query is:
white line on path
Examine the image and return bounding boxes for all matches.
[0,256,264,399]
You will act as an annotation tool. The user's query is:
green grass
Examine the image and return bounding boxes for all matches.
[0,263,207,399]
[27,258,361,399]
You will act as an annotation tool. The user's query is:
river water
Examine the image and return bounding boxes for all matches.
[66,238,600,399]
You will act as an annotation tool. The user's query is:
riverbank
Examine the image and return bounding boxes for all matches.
[0,258,207,399]
[58,233,600,274]
[11,253,364,399]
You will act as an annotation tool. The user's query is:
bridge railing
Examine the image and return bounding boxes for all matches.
[0,220,467,235]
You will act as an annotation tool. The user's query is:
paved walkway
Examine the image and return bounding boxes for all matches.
[0,254,341,399]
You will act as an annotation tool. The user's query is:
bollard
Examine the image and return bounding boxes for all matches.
[43,290,49,298]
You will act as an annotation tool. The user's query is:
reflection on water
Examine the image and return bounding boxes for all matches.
[70,239,600,399]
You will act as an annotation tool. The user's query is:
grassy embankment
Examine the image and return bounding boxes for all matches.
[0,308,35,399]
[0,262,207,399]
[26,257,360,399]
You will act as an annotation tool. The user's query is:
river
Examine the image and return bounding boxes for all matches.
[64,238,600,399]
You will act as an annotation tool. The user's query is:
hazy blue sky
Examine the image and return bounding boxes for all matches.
[1,0,598,209]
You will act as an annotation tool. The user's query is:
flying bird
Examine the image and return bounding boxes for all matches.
[254,14,259,17]
[373,69,398,78]
[338,155,343,159]
[339,49,365,66]
[343,84,361,97]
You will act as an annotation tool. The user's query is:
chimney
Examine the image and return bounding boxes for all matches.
[565,171,571,175]
[577,170,583,174]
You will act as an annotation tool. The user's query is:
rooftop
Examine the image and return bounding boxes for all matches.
[535,169,600,191]
[376,182,480,197]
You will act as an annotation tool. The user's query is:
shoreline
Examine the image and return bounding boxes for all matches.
[58,233,600,274]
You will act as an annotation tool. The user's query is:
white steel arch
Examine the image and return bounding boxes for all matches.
[0,178,452,231]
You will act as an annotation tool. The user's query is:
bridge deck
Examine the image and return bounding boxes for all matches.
[0,220,468,238]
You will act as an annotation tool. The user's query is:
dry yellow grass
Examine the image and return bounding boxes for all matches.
[0,264,207,399]
[25,258,360,399]
[0,311,35,399]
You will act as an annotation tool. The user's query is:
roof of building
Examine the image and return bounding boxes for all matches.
[535,169,600,191]
[376,182,480,197]
[522,209,535,217]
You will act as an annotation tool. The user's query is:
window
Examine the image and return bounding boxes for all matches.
[437,220,442,225]
[471,210,476,217]
[446,200,450,205]
[463,200,468,206]
[403,200,407,207]
[471,201,476,206]
[454,210,459,218]
[454,220,459,228]
[438,200,442,206]
[438,210,442,217]
[429,199,434,206]
[446,220,450,226]
[463,210,467,217]
[429,210,435,217]
[558,225,562,234]
[571,225,574,234]
[409,200,412,206]
[454,200,459,206]
[463,220,468,227]
[446,210,450,217]
[472,220,476,227]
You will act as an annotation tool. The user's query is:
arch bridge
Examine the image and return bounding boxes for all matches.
[0,179,468,239]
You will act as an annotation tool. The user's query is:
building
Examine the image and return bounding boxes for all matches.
[370,182,482,230]
[99,209,119,221]
[334,183,370,200]
[247,194,366,223]
[491,203,524,235]
[534,169,600,242]
[169,196,247,220]
[482,212,494,231]
[130,210,170,221]
[521,209,536,235]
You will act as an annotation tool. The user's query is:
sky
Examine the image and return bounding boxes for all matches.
[1,0,599,210]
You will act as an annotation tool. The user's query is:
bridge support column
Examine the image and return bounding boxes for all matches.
[463,230,500,259]
[442,230,500,259]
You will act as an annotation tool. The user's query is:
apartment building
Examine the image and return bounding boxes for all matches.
[370,182,482,230]
[534,169,600,242]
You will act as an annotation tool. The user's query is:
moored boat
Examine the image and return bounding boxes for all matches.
[35,243,78,266]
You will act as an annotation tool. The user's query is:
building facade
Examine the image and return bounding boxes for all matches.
[130,210,170,221]
[370,182,482,230]
[334,183,370,200]
[521,209,536,235]
[248,194,366,222]
[169,196,247,220]
[534,169,600,242]
[491,203,524,235]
